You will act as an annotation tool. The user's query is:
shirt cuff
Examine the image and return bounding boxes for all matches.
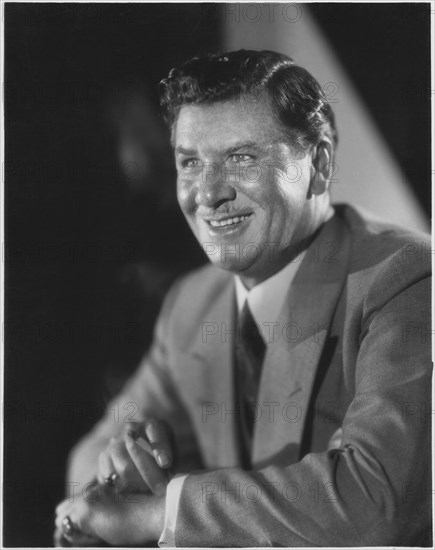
[158,474,187,548]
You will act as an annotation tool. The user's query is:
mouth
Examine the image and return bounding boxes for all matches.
[204,213,253,229]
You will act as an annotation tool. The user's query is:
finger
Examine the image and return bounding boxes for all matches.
[145,418,174,468]
[97,448,116,486]
[108,439,149,493]
[58,528,102,548]
[55,498,72,516]
[125,430,169,496]
[134,418,173,469]
[57,529,100,548]
[61,501,102,544]
[55,505,75,530]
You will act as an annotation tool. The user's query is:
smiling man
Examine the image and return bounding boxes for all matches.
[55,50,431,547]
[174,92,332,286]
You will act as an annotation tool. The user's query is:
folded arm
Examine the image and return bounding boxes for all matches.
[63,259,432,547]
[172,272,431,546]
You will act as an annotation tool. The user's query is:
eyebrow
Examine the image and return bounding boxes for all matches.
[225,141,258,155]
[175,146,197,155]
[175,141,259,156]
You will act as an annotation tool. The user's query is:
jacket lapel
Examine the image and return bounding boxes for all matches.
[252,214,351,467]
[179,278,241,468]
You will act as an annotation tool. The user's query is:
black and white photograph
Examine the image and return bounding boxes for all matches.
[2,1,432,547]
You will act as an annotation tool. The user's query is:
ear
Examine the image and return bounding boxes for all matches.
[309,140,333,196]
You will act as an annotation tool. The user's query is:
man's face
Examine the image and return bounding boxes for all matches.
[174,95,324,285]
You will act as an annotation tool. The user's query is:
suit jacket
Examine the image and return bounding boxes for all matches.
[69,204,432,546]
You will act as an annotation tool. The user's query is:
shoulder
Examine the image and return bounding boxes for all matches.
[159,262,233,321]
[338,203,430,267]
[336,203,431,312]
[174,262,232,302]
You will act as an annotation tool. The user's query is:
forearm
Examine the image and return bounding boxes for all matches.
[173,441,430,547]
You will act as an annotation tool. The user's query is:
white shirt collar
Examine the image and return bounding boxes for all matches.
[234,251,306,341]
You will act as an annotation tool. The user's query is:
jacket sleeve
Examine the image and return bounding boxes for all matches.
[172,255,432,546]
[67,277,202,487]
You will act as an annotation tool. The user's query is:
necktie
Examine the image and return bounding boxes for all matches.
[234,301,266,468]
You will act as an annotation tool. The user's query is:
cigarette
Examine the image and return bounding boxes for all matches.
[127,428,154,457]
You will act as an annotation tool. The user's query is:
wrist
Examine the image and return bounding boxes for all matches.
[123,493,167,545]
[150,494,166,540]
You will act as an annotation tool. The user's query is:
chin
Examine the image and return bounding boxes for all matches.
[207,256,247,274]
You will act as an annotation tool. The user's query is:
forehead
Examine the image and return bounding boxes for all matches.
[174,95,287,151]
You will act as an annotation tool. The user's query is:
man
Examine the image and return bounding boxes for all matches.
[54,50,431,546]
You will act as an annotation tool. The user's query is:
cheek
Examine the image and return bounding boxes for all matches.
[265,178,308,231]
[238,165,271,206]
[177,178,196,214]
[273,166,310,208]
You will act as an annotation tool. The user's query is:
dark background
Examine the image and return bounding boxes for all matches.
[4,3,431,546]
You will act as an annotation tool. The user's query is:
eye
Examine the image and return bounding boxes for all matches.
[180,158,202,169]
[228,154,252,163]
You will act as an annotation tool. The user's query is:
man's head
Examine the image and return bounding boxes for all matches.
[160,50,338,287]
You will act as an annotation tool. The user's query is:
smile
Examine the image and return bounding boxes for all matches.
[206,214,252,228]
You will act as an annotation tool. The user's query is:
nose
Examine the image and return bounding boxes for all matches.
[195,170,237,209]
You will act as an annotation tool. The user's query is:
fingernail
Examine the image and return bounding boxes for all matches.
[158,451,170,467]
[127,428,139,441]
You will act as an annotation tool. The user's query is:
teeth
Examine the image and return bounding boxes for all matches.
[209,215,249,227]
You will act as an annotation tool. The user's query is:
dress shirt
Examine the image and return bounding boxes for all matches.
[234,252,306,341]
[159,254,305,547]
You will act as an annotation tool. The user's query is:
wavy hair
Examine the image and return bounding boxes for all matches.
[159,49,338,153]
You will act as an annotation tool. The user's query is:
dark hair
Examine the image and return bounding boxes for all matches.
[159,49,338,152]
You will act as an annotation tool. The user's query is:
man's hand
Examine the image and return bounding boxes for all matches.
[54,483,166,546]
[97,418,175,495]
